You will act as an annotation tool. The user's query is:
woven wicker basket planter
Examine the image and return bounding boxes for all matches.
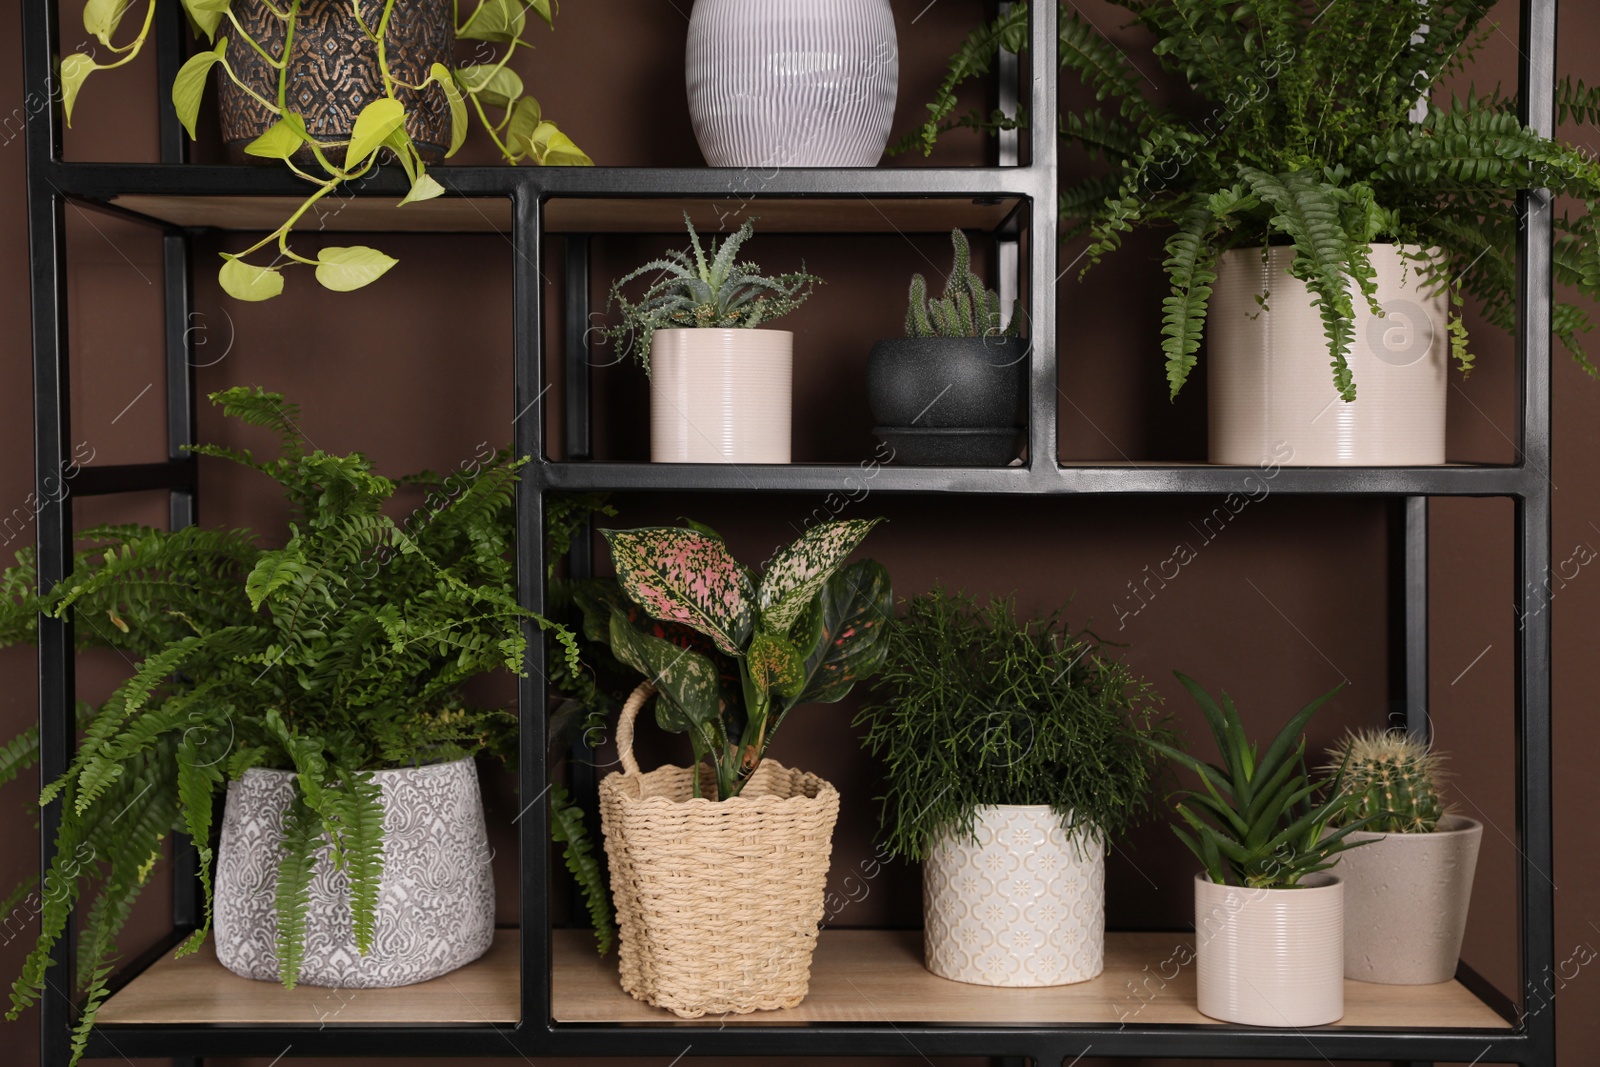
[599,682,841,1017]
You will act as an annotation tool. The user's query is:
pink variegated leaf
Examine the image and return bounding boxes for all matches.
[602,526,753,656]
[756,518,882,634]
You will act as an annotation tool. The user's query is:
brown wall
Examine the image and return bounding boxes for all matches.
[0,1,1595,1065]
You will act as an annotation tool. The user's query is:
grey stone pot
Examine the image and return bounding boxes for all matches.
[1334,814,1482,984]
[867,337,1028,429]
[213,756,495,988]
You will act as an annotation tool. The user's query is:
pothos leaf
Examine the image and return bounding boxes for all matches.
[602,527,753,656]
[428,62,468,157]
[757,518,881,634]
[171,38,226,140]
[314,246,398,292]
[218,256,284,302]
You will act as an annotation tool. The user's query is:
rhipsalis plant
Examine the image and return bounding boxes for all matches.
[855,589,1171,862]
[0,387,576,1064]
[62,0,591,301]
[575,518,892,800]
[602,213,822,373]
[1145,673,1373,888]
[899,1,1600,400]
[904,229,1023,339]
[1324,729,1449,833]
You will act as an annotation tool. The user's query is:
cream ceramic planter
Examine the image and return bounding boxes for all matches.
[213,757,495,988]
[922,805,1105,987]
[649,328,792,464]
[1335,815,1482,984]
[1194,873,1344,1026]
[1208,244,1448,466]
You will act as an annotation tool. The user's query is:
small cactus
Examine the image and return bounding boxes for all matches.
[904,228,1023,339]
[1325,729,1449,833]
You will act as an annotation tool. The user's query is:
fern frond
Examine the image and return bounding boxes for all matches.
[327,770,385,955]
[551,784,614,955]
[272,796,323,990]
[1160,204,1220,399]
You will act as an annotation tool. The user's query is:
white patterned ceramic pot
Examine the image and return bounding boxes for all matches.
[213,757,495,988]
[1336,815,1482,984]
[922,805,1105,987]
[649,328,792,463]
[685,0,899,168]
[1194,873,1344,1026]
[1208,244,1448,465]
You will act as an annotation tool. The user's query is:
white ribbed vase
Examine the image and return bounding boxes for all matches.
[213,757,495,988]
[1208,244,1448,466]
[685,0,898,168]
[922,805,1105,987]
[649,328,792,463]
[1194,873,1344,1026]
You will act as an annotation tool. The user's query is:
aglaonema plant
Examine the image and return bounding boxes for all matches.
[61,0,592,301]
[576,519,891,800]
[1144,673,1373,888]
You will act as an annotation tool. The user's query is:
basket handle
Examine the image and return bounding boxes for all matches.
[615,681,656,777]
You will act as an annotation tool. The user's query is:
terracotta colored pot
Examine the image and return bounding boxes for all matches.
[649,328,792,463]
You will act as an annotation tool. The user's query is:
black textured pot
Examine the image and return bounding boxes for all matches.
[220,0,455,165]
[867,337,1028,428]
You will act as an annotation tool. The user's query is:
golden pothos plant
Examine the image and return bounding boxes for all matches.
[61,0,593,301]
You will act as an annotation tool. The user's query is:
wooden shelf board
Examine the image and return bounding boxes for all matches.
[96,931,519,1025]
[552,929,1512,1029]
[103,194,1020,235]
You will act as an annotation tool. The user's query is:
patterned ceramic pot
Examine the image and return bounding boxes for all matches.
[213,757,495,988]
[922,805,1105,987]
[1194,872,1344,1026]
[649,328,793,463]
[685,0,899,168]
[219,0,455,165]
[1208,244,1448,465]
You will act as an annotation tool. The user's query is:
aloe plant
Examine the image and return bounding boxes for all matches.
[1145,673,1372,888]
[576,518,891,800]
[602,214,822,373]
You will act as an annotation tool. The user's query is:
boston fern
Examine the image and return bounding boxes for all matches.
[0,387,576,1063]
[901,0,1600,400]
[602,213,822,372]
[855,590,1172,862]
[1145,673,1371,888]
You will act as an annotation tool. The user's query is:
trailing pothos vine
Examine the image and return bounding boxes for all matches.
[62,0,592,301]
[899,0,1600,401]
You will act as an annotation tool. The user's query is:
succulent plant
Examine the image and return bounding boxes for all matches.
[603,213,822,373]
[904,229,1023,339]
[1325,729,1449,834]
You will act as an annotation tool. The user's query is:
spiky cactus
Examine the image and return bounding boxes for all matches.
[904,228,1023,339]
[1326,730,1449,833]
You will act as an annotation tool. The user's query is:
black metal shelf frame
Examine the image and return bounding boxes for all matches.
[22,0,1556,1063]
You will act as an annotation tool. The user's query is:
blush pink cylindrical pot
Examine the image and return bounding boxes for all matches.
[1194,873,1344,1027]
[1208,244,1448,466]
[649,328,793,464]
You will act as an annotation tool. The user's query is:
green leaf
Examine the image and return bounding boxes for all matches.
[747,631,804,697]
[314,246,398,292]
[786,559,893,708]
[506,97,542,156]
[399,171,445,207]
[59,53,97,128]
[523,121,593,166]
[180,0,230,39]
[171,38,226,140]
[218,256,284,302]
[429,62,467,157]
[83,0,129,46]
[272,797,322,989]
[602,526,754,656]
[457,0,527,43]
[242,114,310,161]
[345,97,406,168]
[606,608,720,730]
[454,64,524,108]
[758,518,881,634]
[550,784,613,955]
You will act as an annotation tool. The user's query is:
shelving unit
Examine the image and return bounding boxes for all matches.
[22,0,1557,1064]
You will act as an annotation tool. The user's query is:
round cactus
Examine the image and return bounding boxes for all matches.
[1325,729,1449,833]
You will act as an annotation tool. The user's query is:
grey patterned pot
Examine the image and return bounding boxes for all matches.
[213,757,495,988]
[219,0,455,165]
